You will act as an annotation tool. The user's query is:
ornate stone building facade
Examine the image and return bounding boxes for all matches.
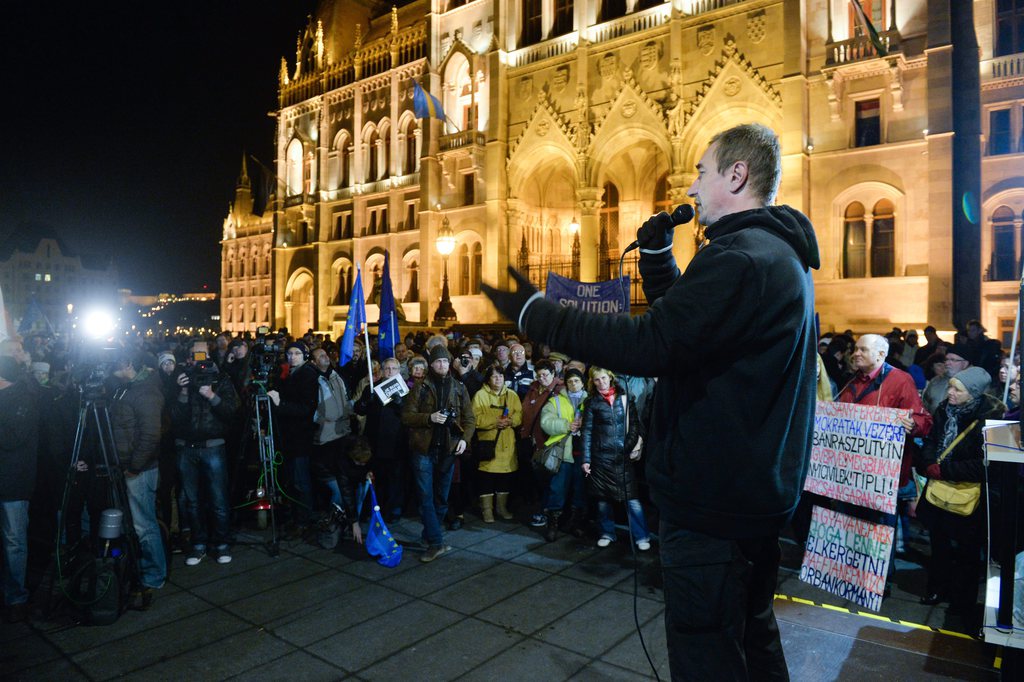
[219,0,1022,346]
[220,157,274,334]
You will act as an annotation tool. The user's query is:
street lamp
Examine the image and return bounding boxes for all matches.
[433,216,458,324]
[569,217,581,280]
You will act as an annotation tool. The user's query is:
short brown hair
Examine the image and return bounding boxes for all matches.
[709,123,781,205]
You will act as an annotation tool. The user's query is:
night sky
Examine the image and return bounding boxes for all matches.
[1,2,317,294]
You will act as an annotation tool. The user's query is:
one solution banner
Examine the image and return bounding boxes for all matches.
[545,272,630,314]
[799,505,894,612]
[804,401,908,515]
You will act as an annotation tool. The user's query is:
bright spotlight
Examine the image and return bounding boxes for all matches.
[82,309,116,340]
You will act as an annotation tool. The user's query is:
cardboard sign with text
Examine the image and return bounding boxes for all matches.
[804,401,908,514]
[799,505,894,612]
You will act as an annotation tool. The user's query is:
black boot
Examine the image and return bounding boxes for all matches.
[564,507,585,538]
[544,511,561,542]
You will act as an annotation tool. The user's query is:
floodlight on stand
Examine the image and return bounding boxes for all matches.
[82,309,116,340]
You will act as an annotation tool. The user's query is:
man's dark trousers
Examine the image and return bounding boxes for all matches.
[660,520,788,681]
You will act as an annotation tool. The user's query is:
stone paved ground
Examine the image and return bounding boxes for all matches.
[1,514,1003,681]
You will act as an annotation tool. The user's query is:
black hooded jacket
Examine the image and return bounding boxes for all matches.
[522,206,820,539]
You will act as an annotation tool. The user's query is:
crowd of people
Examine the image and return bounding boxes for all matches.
[810,321,1020,629]
[2,318,1016,627]
[0,326,667,622]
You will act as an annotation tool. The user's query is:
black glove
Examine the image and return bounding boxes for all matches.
[481,266,539,328]
[636,211,676,252]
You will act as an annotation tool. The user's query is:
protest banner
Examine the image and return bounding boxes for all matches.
[545,272,629,314]
[799,505,894,612]
[803,400,908,514]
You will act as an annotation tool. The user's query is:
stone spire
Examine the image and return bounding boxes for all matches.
[237,153,250,189]
[234,153,254,217]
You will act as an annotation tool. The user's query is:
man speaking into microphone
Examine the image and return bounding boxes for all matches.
[483,123,819,681]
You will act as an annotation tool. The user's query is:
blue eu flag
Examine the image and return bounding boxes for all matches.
[365,482,403,567]
[378,250,399,360]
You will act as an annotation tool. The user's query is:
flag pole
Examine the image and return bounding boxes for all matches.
[363,323,375,392]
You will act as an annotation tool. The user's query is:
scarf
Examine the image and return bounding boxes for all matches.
[598,386,616,406]
[567,389,586,412]
[940,399,976,453]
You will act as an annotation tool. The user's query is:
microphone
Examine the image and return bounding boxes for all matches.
[622,203,696,254]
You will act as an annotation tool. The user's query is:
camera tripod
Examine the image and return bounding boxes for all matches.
[236,384,281,556]
[44,391,143,622]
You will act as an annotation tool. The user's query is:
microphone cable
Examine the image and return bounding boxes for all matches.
[618,254,662,682]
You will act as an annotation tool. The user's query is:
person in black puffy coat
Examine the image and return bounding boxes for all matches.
[915,366,1005,615]
[581,367,650,550]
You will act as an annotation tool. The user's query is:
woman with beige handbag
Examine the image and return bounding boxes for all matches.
[916,367,1005,620]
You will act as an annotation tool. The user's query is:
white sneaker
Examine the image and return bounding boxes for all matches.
[216,553,232,564]
[597,536,612,548]
[637,540,651,551]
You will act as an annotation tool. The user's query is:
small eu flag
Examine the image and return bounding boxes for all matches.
[364,482,403,567]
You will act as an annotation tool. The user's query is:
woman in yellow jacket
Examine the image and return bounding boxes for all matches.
[472,364,523,522]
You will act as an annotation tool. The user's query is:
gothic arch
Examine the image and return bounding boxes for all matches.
[285,268,315,333]
[677,57,783,173]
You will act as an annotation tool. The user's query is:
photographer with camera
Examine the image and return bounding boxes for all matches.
[266,341,319,536]
[110,350,165,606]
[222,338,251,397]
[171,340,240,566]
[401,346,476,562]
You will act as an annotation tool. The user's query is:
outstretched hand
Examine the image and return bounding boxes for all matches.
[480,266,540,328]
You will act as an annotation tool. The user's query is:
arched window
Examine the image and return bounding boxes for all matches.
[599,0,626,22]
[286,138,304,196]
[871,199,895,277]
[333,132,350,188]
[335,262,352,304]
[404,119,419,174]
[600,182,620,253]
[521,0,543,46]
[250,304,257,324]
[991,206,1018,281]
[366,129,379,181]
[654,173,672,215]
[472,242,482,294]
[379,121,392,178]
[552,0,573,37]
[406,258,420,302]
[459,244,470,295]
[226,306,233,324]
[843,202,867,278]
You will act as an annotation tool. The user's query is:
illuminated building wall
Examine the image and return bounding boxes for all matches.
[0,225,118,330]
[221,0,1021,345]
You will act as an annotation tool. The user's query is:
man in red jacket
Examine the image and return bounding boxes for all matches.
[837,334,932,564]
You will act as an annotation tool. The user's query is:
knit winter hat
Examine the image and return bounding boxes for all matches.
[564,367,585,386]
[953,366,991,399]
[286,341,309,360]
[428,345,452,364]
[157,351,175,367]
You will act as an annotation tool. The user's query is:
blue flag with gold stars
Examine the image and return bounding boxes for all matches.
[365,481,403,567]
[378,250,399,360]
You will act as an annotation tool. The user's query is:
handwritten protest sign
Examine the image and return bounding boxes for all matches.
[799,505,894,611]
[804,401,908,514]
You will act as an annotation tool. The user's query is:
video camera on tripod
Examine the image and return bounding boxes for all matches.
[248,325,283,388]
[48,342,143,625]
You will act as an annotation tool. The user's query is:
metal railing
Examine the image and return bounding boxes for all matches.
[587,3,671,43]
[985,52,1024,81]
[440,130,486,151]
[508,32,578,68]
[826,30,900,66]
